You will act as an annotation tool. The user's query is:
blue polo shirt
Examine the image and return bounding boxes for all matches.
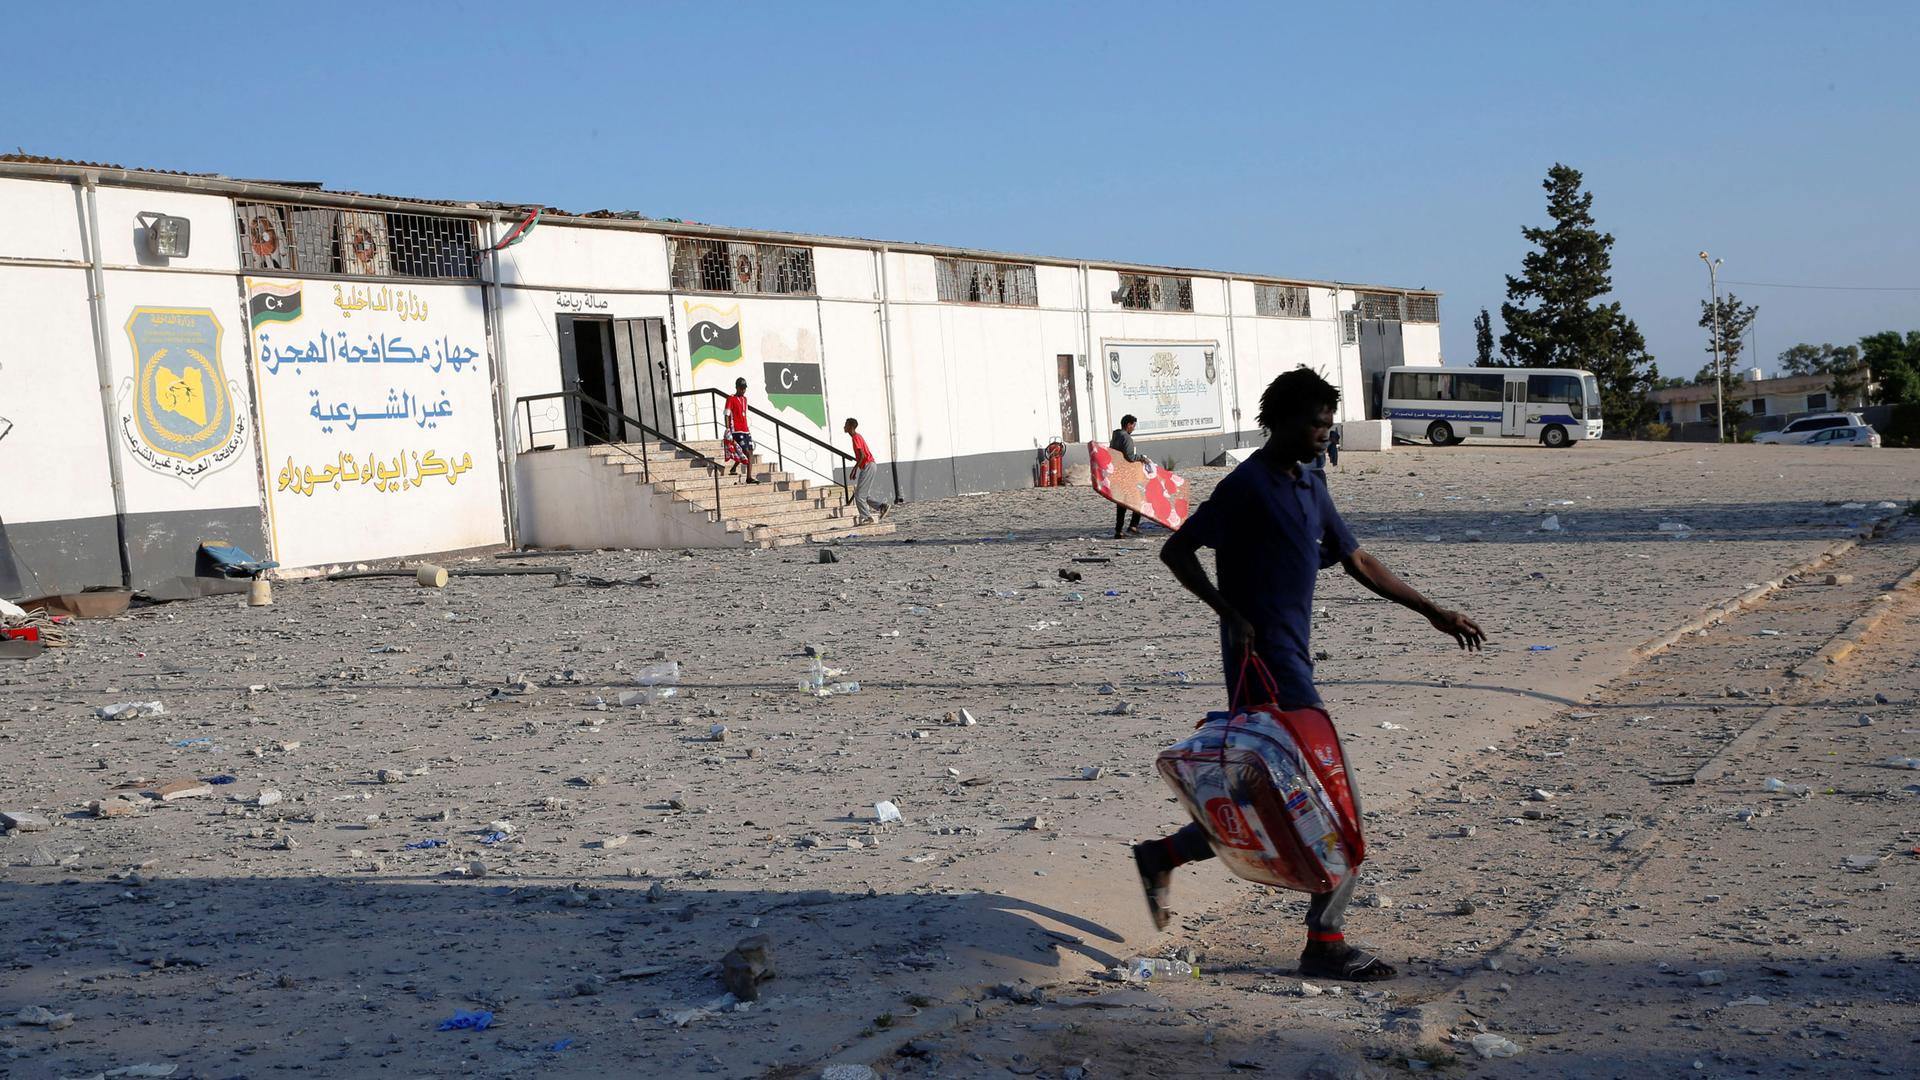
[1177,447,1359,709]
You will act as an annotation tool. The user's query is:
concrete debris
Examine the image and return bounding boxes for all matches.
[150,779,213,802]
[1469,1033,1522,1058]
[719,934,776,1001]
[95,701,166,720]
[17,1004,76,1030]
[1,810,51,832]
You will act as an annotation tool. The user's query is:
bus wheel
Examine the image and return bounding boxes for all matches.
[1427,421,1455,447]
[1542,425,1570,448]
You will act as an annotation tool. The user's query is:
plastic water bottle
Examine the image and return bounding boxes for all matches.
[633,661,680,687]
[828,681,861,695]
[1120,957,1197,982]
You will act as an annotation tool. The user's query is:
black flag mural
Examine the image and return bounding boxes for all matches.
[764,362,826,427]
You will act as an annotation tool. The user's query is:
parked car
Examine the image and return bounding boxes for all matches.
[1752,412,1869,445]
[1802,425,1880,448]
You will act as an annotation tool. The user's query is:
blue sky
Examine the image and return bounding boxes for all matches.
[11,2,1916,375]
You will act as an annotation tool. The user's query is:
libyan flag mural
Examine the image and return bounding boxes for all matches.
[764,361,826,427]
[685,303,743,371]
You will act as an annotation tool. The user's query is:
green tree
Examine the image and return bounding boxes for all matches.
[1499,163,1659,433]
[1777,342,1860,376]
[1859,330,1920,405]
[1698,292,1758,378]
[1472,308,1497,367]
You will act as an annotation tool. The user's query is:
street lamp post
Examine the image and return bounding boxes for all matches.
[1699,251,1725,443]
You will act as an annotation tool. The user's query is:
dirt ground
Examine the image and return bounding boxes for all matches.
[1,440,1916,1080]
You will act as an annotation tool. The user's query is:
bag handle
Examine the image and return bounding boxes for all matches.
[1231,647,1282,711]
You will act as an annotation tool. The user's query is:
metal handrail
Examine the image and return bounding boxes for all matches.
[515,390,725,521]
[671,388,856,502]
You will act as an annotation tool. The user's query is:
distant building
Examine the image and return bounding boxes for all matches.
[1649,369,1871,425]
[0,154,1443,597]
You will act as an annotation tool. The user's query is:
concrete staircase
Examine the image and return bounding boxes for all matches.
[585,441,894,548]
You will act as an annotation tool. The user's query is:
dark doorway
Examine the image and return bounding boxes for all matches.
[1056,354,1081,442]
[1357,320,1405,420]
[557,316,675,444]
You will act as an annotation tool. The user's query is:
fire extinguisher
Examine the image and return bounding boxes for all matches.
[1045,441,1065,486]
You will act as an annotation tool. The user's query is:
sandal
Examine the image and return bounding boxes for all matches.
[1298,942,1397,982]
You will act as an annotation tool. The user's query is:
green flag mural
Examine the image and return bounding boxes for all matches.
[764,361,826,427]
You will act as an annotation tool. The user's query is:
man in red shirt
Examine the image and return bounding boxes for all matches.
[843,417,886,524]
[724,377,758,484]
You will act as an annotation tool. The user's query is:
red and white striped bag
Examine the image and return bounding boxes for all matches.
[1154,656,1365,893]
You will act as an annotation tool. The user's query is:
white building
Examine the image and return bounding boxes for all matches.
[0,156,1442,598]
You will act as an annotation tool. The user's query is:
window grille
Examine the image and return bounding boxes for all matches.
[669,237,816,296]
[1356,291,1404,321]
[1340,311,1359,344]
[1116,272,1193,312]
[234,200,480,279]
[1403,294,1439,322]
[935,257,1039,306]
[1253,283,1311,318]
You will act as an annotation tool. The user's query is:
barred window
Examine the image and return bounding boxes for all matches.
[1340,310,1359,344]
[1355,291,1404,321]
[234,200,479,279]
[1253,283,1311,318]
[1116,272,1193,312]
[936,257,1038,306]
[1404,294,1439,322]
[669,237,816,296]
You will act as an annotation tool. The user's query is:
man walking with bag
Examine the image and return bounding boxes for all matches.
[1132,368,1483,981]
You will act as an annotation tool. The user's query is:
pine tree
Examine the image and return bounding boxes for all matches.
[1499,164,1659,433]
[1472,308,1498,367]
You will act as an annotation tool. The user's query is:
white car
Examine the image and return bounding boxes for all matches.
[1752,412,1868,445]
[1802,425,1880,448]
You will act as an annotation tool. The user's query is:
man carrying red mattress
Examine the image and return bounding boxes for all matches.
[1135,367,1485,981]
[723,377,759,484]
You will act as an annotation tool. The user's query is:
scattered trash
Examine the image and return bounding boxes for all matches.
[619,687,677,706]
[1695,969,1725,986]
[172,737,212,749]
[1081,766,1105,781]
[97,701,166,720]
[1115,956,1197,982]
[907,605,931,616]
[1539,515,1561,532]
[1058,568,1082,583]
[817,549,839,564]
[437,1009,493,1032]
[1470,1033,1522,1059]
[203,774,237,784]
[1763,778,1812,796]
[1881,757,1920,770]
[404,839,447,850]
[1379,722,1405,731]
[1104,590,1121,597]
[632,660,681,686]
[873,800,902,823]
[254,789,283,807]
[1657,522,1691,534]
[720,935,776,1001]
[664,993,744,1027]
[1843,854,1883,872]
[416,564,450,589]
[1527,645,1555,652]
[478,831,510,845]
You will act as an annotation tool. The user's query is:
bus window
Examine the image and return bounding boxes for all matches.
[1527,374,1582,407]
[1456,372,1503,402]
[1582,374,1601,420]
